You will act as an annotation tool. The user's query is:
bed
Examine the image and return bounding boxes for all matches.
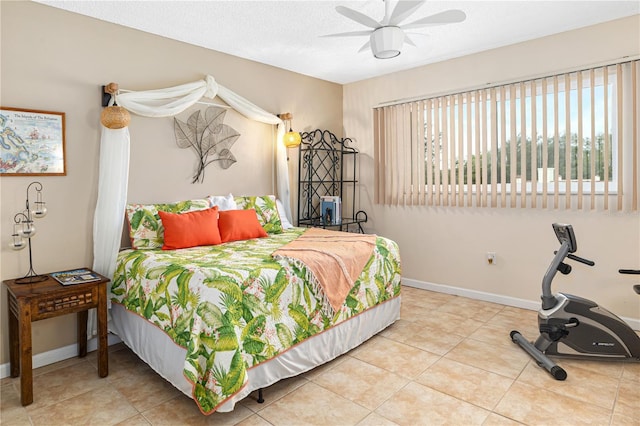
[108,195,402,415]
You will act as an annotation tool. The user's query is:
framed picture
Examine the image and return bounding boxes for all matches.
[0,107,66,176]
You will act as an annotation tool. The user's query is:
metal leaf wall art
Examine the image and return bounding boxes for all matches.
[174,106,240,183]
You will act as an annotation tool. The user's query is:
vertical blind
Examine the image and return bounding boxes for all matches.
[373,60,639,211]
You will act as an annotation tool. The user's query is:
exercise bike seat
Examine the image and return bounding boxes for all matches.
[634,285,640,295]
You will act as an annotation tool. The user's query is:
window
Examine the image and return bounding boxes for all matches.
[373,60,639,211]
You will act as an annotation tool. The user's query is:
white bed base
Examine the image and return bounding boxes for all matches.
[110,296,401,413]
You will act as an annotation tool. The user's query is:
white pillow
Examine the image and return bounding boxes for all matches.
[276,199,294,229]
[207,193,237,211]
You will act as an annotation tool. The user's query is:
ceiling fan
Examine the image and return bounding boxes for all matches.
[323,0,466,59]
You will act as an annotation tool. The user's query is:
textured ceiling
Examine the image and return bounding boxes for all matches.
[37,1,640,84]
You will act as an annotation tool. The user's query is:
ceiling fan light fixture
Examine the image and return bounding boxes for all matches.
[371,26,404,59]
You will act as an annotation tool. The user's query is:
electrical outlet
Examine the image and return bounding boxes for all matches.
[487,252,496,265]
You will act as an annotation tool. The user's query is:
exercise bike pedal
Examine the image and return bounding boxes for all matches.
[539,318,579,342]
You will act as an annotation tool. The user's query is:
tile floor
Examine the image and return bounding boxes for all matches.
[1,285,638,425]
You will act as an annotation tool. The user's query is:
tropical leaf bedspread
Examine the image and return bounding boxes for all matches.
[111,228,401,414]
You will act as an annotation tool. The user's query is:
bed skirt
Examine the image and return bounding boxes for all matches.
[109,295,401,412]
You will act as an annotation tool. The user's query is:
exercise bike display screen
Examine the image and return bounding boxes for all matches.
[553,223,577,253]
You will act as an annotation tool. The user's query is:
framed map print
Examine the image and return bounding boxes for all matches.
[0,107,66,176]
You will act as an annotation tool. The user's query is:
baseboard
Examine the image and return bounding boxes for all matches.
[402,278,640,331]
[0,334,121,379]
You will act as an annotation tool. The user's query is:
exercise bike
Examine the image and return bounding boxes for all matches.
[511,223,640,380]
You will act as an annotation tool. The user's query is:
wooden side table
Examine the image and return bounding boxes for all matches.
[4,270,109,406]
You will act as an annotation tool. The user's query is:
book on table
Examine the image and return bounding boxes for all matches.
[50,268,101,285]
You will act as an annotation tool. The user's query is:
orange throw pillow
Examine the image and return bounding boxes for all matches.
[158,207,221,250]
[218,209,268,243]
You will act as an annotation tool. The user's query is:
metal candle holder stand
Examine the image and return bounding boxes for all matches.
[9,181,48,284]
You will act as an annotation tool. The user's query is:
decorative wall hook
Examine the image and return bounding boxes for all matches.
[101,82,119,107]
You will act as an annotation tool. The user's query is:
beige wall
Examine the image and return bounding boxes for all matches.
[344,15,640,320]
[0,1,342,365]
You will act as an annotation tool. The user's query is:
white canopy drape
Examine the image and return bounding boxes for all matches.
[90,75,289,335]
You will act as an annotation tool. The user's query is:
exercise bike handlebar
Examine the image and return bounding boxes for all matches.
[552,251,595,266]
[566,253,595,266]
[542,243,595,310]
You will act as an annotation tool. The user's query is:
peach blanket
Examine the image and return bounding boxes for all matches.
[273,228,376,312]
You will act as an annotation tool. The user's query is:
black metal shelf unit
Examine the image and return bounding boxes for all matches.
[297,129,367,233]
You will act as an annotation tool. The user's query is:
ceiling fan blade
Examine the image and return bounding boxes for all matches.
[320,30,374,38]
[357,40,371,53]
[336,5,382,29]
[387,0,426,26]
[406,31,430,39]
[404,34,416,47]
[401,9,467,30]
